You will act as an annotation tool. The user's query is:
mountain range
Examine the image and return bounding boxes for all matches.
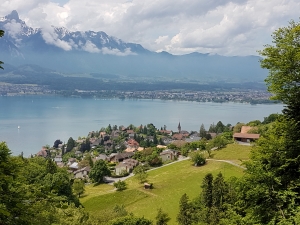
[0,10,268,82]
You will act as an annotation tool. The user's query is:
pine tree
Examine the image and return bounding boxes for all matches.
[201,173,213,208]
[199,123,207,138]
[177,193,192,225]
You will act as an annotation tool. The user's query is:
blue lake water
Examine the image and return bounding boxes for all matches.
[0,95,284,156]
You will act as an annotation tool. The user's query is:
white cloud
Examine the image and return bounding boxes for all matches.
[101,47,136,56]
[3,19,22,40]
[82,40,100,53]
[41,26,72,50]
[1,0,300,55]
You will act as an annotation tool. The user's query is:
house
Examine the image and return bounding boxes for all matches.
[185,136,201,143]
[95,154,109,161]
[36,147,48,158]
[160,149,178,162]
[69,162,79,171]
[233,126,260,143]
[110,152,134,163]
[233,133,260,143]
[126,139,139,149]
[54,155,63,163]
[160,130,172,136]
[111,130,120,138]
[172,133,184,140]
[67,158,77,166]
[74,166,90,179]
[115,159,138,175]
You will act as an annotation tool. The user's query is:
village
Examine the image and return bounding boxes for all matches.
[34,121,260,183]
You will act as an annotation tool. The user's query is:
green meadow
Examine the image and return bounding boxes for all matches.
[81,144,251,224]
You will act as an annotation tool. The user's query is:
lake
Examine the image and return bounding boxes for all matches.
[0,95,284,156]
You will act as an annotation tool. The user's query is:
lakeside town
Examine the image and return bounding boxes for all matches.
[0,82,276,104]
[33,120,262,181]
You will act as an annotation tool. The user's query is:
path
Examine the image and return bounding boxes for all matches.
[105,156,245,184]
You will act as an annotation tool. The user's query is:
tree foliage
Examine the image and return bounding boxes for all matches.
[189,151,206,166]
[73,179,85,197]
[114,180,127,191]
[155,208,170,225]
[89,159,111,183]
[133,165,148,183]
[177,193,193,225]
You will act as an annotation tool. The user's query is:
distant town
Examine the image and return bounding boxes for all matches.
[0,82,278,104]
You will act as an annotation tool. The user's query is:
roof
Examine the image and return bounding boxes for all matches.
[240,126,253,134]
[233,133,260,139]
[74,166,90,175]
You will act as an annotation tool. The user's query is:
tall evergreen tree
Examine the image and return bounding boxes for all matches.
[199,123,207,138]
[177,193,192,225]
[201,173,214,208]
[212,172,228,209]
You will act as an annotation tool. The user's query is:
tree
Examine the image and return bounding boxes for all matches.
[212,172,228,209]
[155,208,170,225]
[133,165,148,183]
[89,159,111,183]
[113,180,127,191]
[232,122,245,133]
[189,151,206,166]
[109,215,153,225]
[258,20,300,122]
[66,137,75,153]
[45,158,57,174]
[199,123,207,138]
[72,179,85,197]
[237,20,300,224]
[215,121,225,133]
[177,193,193,225]
[53,139,62,148]
[0,30,4,69]
[201,173,214,208]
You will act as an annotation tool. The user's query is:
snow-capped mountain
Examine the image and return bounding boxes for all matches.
[0,10,147,55]
[0,11,267,81]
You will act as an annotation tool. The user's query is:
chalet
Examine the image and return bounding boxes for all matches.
[233,126,260,143]
[126,139,139,149]
[96,154,109,161]
[69,162,79,171]
[54,155,63,163]
[115,158,138,175]
[110,152,134,163]
[160,149,178,162]
[172,133,184,140]
[233,133,260,143]
[74,166,90,179]
[36,147,48,158]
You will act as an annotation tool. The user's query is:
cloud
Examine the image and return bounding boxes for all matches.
[101,47,136,56]
[41,26,73,50]
[2,0,300,55]
[82,40,100,53]
[3,19,22,41]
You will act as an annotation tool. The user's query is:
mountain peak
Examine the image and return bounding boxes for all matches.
[6,10,20,21]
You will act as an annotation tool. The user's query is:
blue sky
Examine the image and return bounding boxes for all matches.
[1,0,300,55]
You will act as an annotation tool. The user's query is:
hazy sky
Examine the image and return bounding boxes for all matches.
[1,0,299,55]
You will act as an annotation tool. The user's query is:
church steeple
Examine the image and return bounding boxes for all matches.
[178,121,181,133]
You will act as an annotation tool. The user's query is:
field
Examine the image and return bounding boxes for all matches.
[81,143,251,224]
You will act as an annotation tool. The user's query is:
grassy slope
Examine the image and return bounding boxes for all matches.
[81,143,251,224]
[208,143,251,165]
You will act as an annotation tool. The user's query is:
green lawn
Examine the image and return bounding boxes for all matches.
[81,159,245,224]
[209,143,251,164]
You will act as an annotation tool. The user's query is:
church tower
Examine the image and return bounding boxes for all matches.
[178,122,181,133]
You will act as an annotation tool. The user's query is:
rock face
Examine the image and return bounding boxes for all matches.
[0,11,267,81]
